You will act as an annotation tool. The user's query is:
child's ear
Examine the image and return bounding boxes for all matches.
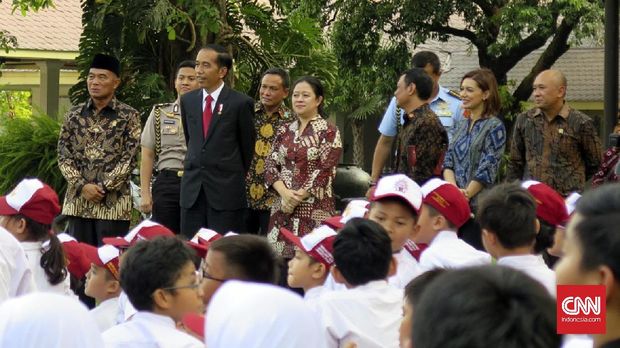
[331,266,346,284]
[432,215,445,231]
[107,279,121,294]
[311,263,327,280]
[152,289,173,310]
[387,256,397,278]
[534,218,541,234]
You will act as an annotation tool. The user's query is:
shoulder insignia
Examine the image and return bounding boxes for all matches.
[448,89,462,100]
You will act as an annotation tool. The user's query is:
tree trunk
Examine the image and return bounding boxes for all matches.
[351,119,364,167]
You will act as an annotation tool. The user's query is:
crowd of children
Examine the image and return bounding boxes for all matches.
[0,175,620,348]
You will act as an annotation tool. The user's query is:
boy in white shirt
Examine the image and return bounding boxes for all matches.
[82,243,122,332]
[102,237,204,348]
[415,178,491,271]
[479,183,557,296]
[367,174,424,288]
[0,226,34,303]
[317,218,402,348]
[281,225,336,305]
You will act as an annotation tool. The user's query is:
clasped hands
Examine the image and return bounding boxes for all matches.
[81,183,106,203]
[280,188,309,214]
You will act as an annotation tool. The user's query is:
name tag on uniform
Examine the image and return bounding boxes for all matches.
[163,120,176,125]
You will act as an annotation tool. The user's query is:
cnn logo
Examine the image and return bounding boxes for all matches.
[561,296,601,315]
[557,285,606,334]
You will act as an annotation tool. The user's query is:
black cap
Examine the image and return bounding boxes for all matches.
[90,54,120,77]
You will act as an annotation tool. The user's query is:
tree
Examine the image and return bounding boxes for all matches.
[68,0,337,119]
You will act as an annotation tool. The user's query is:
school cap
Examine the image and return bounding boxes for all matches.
[521,180,569,227]
[53,233,91,279]
[90,53,120,77]
[187,228,223,258]
[102,220,175,248]
[280,225,337,267]
[81,243,121,281]
[565,192,582,217]
[370,174,422,213]
[322,199,369,230]
[182,313,205,341]
[0,178,60,225]
[421,178,471,228]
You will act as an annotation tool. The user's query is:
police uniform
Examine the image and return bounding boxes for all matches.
[378,85,464,142]
[141,101,186,233]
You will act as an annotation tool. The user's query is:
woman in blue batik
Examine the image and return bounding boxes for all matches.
[443,68,506,249]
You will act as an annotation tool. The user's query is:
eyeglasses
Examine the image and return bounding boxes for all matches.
[202,270,227,283]
[161,271,202,291]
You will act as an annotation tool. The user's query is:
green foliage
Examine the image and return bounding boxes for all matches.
[0,111,65,197]
[0,90,32,117]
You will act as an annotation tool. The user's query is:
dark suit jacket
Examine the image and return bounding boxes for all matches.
[180,85,255,210]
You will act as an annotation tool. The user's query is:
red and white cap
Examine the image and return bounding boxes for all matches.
[371,174,422,213]
[187,228,223,258]
[565,192,582,217]
[53,233,91,279]
[81,243,121,280]
[0,178,60,225]
[521,181,569,227]
[322,199,369,230]
[421,178,471,228]
[280,225,337,267]
[102,220,175,248]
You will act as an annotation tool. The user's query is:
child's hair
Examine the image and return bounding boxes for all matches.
[120,236,195,311]
[404,269,445,307]
[371,196,417,219]
[426,205,456,229]
[573,184,620,279]
[333,218,392,286]
[13,214,66,285]
[412,266,560,348]
[208,235,278,284]
[477,184,538,249]
[534,220,556,254]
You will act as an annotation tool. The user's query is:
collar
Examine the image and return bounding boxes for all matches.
[203,82,225,103]
[86,97,118,111]
[304,286,324,300]
[497,254,545,268]
[255,101,290,118]
[406,102,431,116]
[432,86,449,104]
[20,240,43,251]
[132,311,176,328]
[355,279,389,291]
[532,102,570,120]
[431,230,459,245]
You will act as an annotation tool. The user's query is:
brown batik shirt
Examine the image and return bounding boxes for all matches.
[58,97,141,220]
[394,103,449,185]
[246,102,293,211]
[506,104,602,196]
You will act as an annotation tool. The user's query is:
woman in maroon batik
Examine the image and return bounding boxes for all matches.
[264,76,342,259]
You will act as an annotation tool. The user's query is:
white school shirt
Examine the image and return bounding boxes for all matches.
[102,311,204,348]
[388,249,422,289]
[304,285,325,310]
[115,291,137,324]
[21,241,72,295]
[317,280,403,348]
[497,255,557,297]
[0,227,34,303]
[91,297,120,332]
[419,231,491,271]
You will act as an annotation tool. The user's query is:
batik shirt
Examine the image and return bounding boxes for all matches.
[246,102,293,210]
[265,116,342,258]
[58,97,141,220]
[394,104,448,185]
[507,104,601,196]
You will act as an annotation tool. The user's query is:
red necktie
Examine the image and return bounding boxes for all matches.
[202,95,213,138]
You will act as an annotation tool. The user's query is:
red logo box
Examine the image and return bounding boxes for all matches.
[557,285,606,334]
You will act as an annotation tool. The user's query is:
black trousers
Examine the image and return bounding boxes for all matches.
[152,170,182,234]
[243,208,271,235]
[180,187,243,239]
[66,216,130,247]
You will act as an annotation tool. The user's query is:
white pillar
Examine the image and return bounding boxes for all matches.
[35,60,62,117]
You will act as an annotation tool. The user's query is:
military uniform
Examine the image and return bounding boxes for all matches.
[141,101,186,233]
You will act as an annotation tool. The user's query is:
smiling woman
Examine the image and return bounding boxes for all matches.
[264,76,343,261]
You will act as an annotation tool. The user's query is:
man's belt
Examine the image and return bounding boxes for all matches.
[159,169,184,177]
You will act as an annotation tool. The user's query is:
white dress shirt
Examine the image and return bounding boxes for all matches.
[91,297,120,332]
[0,227,34,303]
[102,311,204,348]
[21,241,72,295]
[317,280,403,348]
[115,291,137,324]
[497,254,557,297]
[202,82,224,114]
[419,231,491,271]
[389,249,422,288]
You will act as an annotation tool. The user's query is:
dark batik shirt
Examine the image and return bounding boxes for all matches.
[395,104,448,185]
[506,104,602,196]
[246,102,293,210]
[58,97,141,220]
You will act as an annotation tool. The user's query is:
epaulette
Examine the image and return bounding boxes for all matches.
[447,89,462,100]
[403,240,428,261]
[154,102,174,108]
